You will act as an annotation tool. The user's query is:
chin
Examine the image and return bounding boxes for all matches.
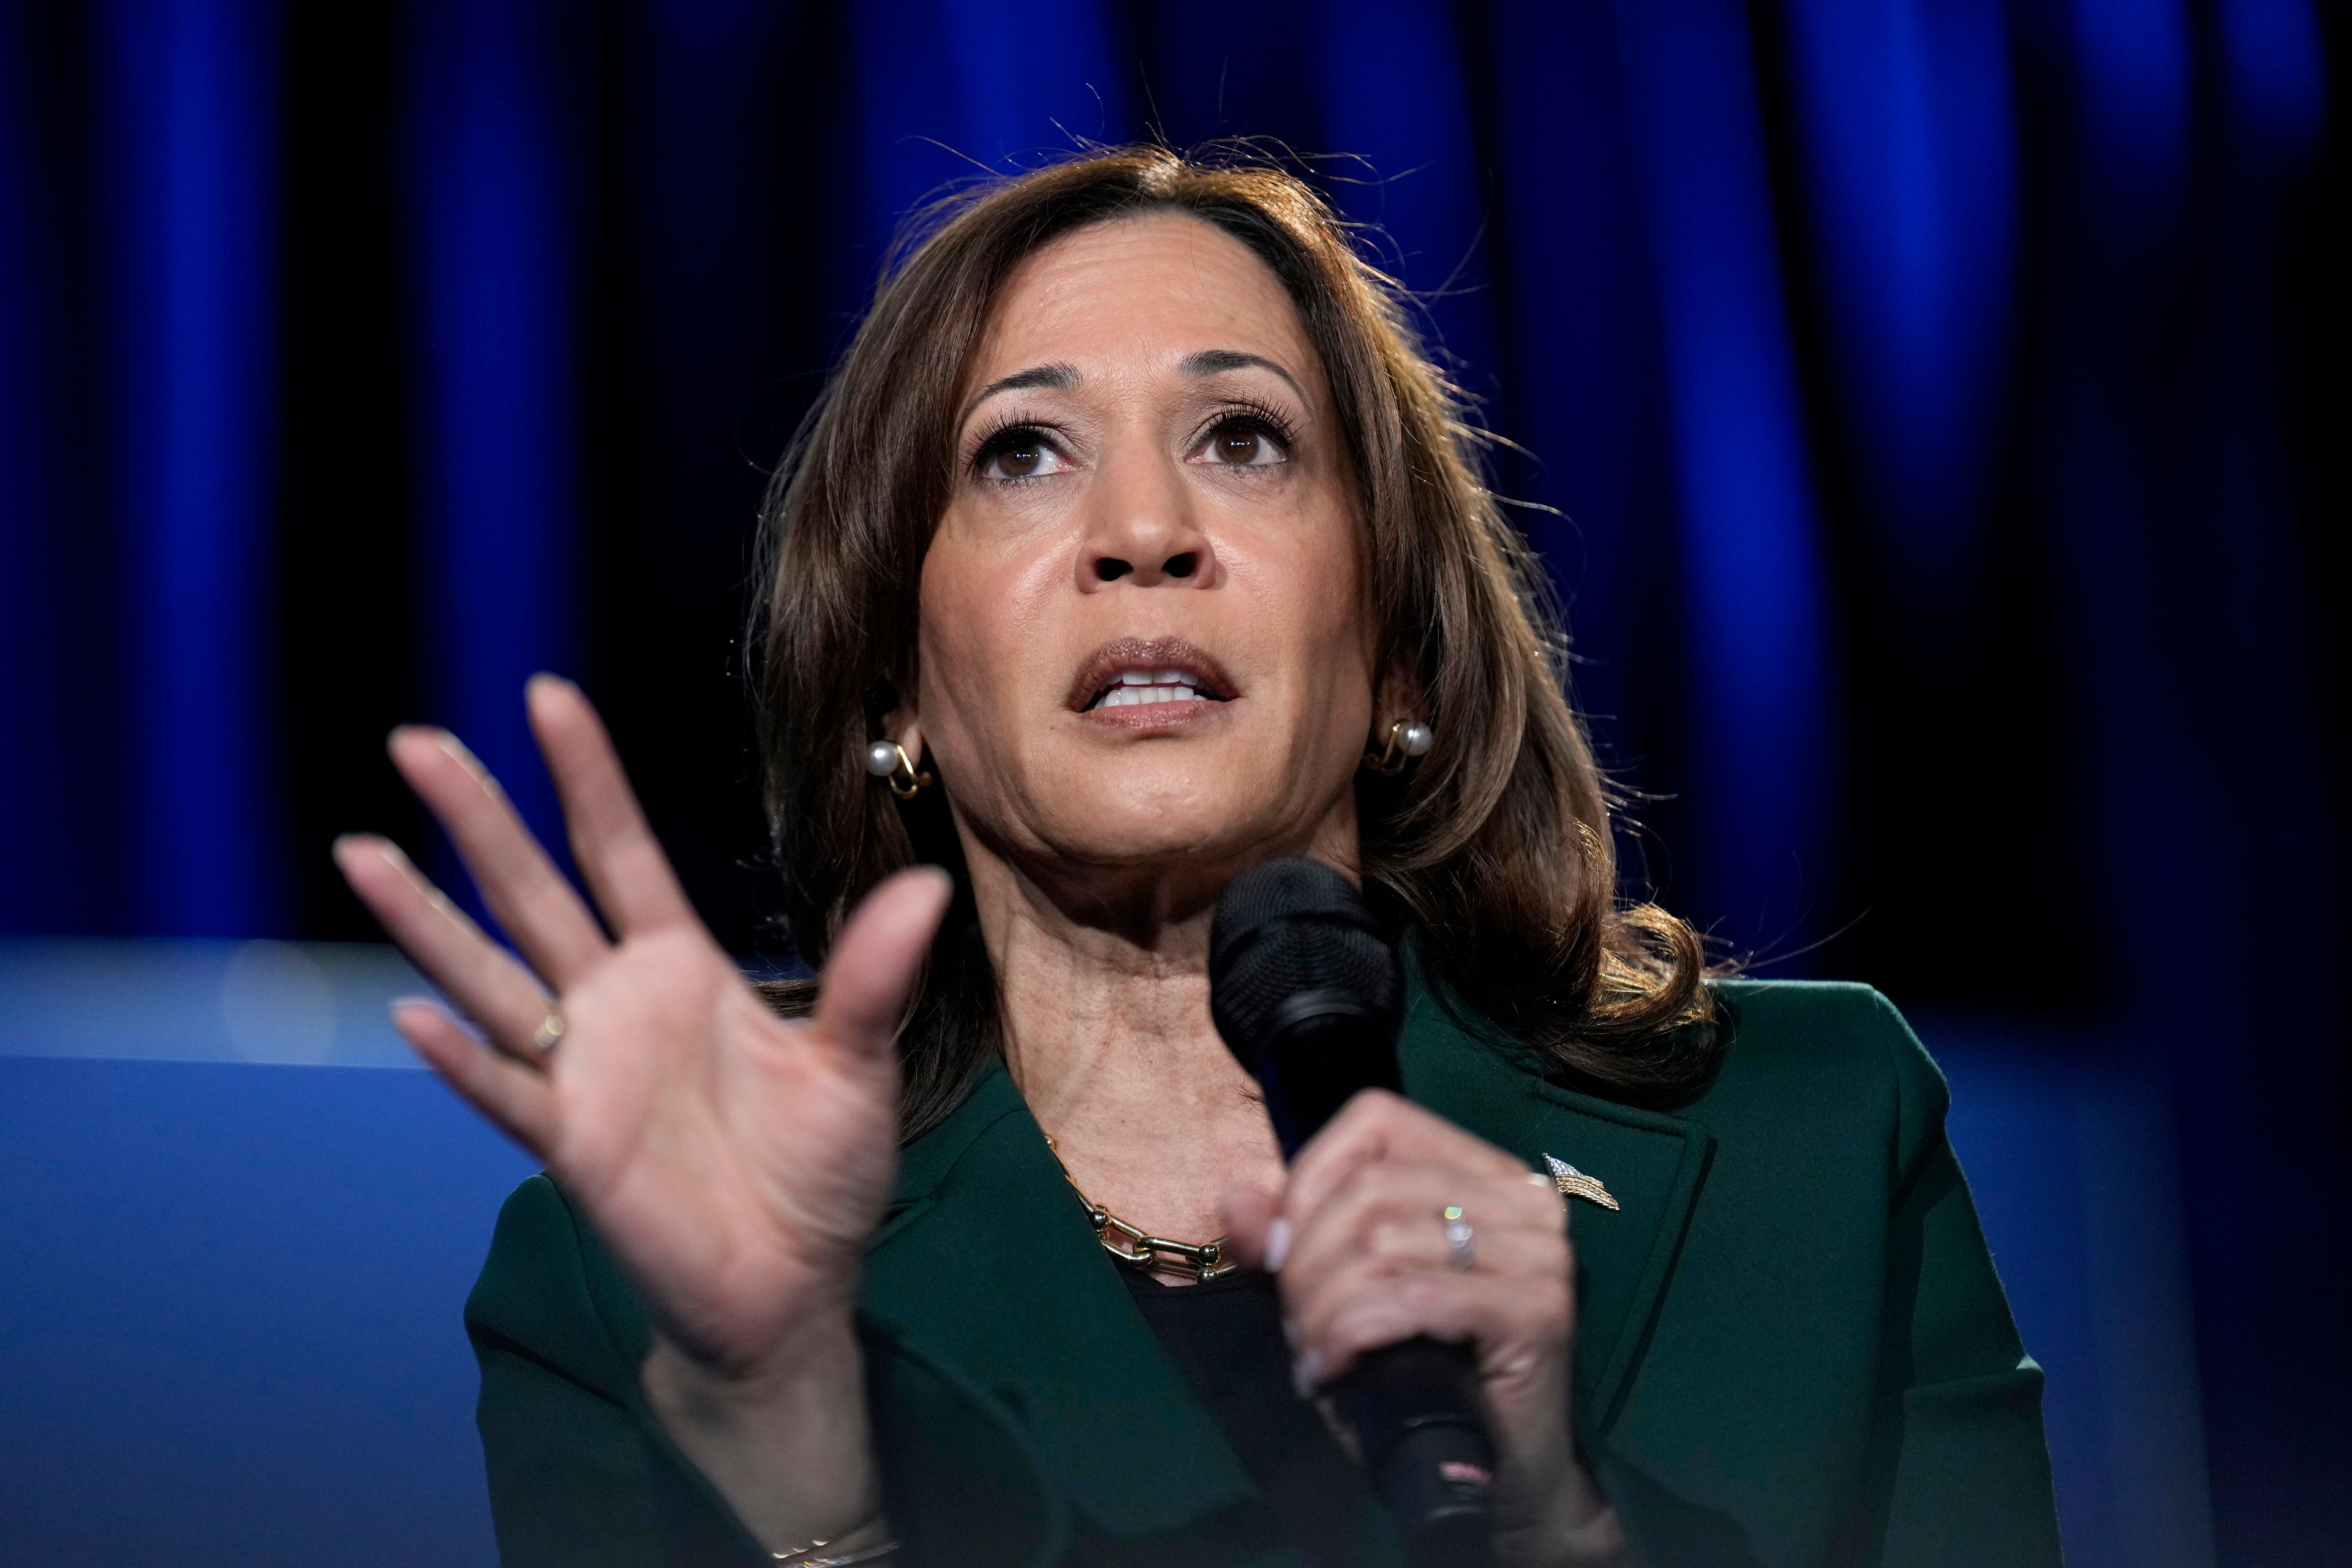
[999,739,1348,883]
[1041,776,1294,876]
[1056,804,1260,867]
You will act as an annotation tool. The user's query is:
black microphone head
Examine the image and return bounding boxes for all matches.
[1210,858,1404,1152]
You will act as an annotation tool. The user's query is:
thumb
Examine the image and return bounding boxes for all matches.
[809,867,955,1065]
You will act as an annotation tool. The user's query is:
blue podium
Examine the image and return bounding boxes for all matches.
[1,940,532,1567]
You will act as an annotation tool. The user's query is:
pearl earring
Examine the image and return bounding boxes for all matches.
[1366,719,1434,775]
[863,739,933,799]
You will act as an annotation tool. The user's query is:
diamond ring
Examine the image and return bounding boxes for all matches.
[1442,1205,1474,1271]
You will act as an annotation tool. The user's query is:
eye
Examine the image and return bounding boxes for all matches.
[1189,414,1291,469]
[975,425,1075,483]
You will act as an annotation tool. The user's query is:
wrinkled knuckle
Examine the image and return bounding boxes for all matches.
[1370,1213,1425,1261]
[1362,1161,1419,1208]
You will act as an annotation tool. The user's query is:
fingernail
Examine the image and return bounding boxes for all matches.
[1290,1351,1319,1400]
[1265,1216,1292,1274]
[386,997,443,1035]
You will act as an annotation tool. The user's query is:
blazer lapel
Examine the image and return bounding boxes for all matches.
[864,979,1713,1536]
[1397,982,1714,1436]
[860,1063,1288,1555]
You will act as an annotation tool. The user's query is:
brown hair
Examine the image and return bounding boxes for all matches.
[753,146,1718,1139]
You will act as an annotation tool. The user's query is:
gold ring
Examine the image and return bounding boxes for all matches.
[530,1012,566,1054]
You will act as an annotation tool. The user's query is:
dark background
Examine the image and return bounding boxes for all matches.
[0,1,2343,1563]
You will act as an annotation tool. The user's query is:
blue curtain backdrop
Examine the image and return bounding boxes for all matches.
[0,1,2342,1561]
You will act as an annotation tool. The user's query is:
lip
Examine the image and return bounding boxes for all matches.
[1064,636,1240,725]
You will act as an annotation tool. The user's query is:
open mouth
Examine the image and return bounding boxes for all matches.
[1068,638,1237,715]
[1088,670,1223,710]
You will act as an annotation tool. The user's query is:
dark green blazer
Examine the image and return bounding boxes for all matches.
[464,979,2062,1567]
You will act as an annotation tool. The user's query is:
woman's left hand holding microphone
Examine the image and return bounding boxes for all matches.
[1221,1091,1629,1568]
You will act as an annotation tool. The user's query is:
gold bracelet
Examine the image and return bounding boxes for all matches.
[772,1534,897,1567]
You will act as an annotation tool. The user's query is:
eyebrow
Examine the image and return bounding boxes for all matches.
[959,363,1078,428]
[1181,349,1308,402]
[957,349,1311,429]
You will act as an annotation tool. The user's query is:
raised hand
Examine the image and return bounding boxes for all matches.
[334,674,945,1547]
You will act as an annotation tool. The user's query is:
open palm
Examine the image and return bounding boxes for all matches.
[335,674,948,1378]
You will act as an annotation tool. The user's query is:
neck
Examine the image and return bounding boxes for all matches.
[962,829,1354,1250]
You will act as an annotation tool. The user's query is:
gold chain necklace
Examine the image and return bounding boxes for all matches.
[1043,1134,1238,1283]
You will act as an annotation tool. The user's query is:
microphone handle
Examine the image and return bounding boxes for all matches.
[1250,1009,1496,1564]
[1339,1336,1496,1568]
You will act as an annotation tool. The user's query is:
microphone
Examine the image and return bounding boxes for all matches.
[1209,858,1495,1568]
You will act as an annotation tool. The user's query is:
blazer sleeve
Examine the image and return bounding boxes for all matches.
[464,1175,1068,1568]
[465,1175,774,1567]
[1871,996,2064,1567]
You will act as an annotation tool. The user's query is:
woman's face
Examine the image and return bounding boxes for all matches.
[908,212,1378,908]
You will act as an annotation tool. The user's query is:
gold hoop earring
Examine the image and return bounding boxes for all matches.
[862,739,933,799]
[1365,719,1434,776]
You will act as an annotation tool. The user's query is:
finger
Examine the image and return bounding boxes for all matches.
[391,997,559,1154]
[1281,1159,1568,1297]
[335,832,560,1060]
[387,725,610,989]
[1218,1183,1283,1270]
[809,867,956,1065]
[1281,1090,1521,1232]
[525,674,698,937]
[1296,1266,1570,1390]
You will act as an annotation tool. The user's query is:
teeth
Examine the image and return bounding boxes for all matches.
[1096,684,1203,708]
[1092,668,1216,709]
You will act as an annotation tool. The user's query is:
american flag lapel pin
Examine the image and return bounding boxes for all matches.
[1544,1153,1621,1211]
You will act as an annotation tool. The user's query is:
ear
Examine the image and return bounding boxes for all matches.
[876,662,926,763]
[1371,662,1427,734]
[886,709,926,766]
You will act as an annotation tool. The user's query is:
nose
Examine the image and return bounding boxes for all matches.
[1080,447,1216,590]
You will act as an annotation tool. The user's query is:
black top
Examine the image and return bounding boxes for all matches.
[1119,1265,1384,1566]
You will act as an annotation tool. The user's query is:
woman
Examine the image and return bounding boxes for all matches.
[335,148,2060,1568]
